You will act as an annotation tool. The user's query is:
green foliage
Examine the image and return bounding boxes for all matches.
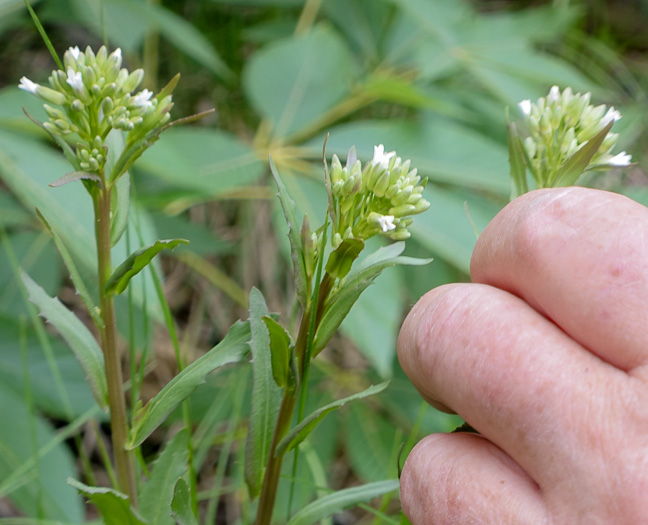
[171,478,198,525]
[68,479,146,525]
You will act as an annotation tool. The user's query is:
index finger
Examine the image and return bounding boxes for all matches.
[471,187,648,373]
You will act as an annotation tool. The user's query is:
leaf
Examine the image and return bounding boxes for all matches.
[269,156,308,307]
[276,382,389,457]
[68,478,147,525]
[507,121,528,199]
[105,238,189,296]
[104,128,131,247]
[0,382,84,522]
[243,25,355,139]
[48,171,101,187]
[313,243,430,354]
[128,320,250,448]
[139,430,189,525]
[286,480,400,525]
[244,288,281,499]
[325,238,365,279]
[35,208,103,329]
[262,315,293,388]
[170,478,198,525]
[20,270,108,410]
[552,120,614,187]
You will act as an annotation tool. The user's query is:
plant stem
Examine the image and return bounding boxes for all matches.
[254,390,297,525]
[95,184,137,503]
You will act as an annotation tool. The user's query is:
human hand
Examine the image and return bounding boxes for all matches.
[397,187,648,524]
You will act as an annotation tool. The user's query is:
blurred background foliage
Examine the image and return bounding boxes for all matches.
[0,0,646,521]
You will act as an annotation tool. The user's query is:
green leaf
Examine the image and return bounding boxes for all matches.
[244,288,281,499]
[20,270,108,410]
[243,25,355,140]
[104,128,131,247]
[67,478,147,525]
[325,238,365,279]
[128,320,250,448]
[276,382,389,457]
[269,156,308,307]
[35,208,103,329]
[170,478,198,525]
[552,120,614,187]
[507,121,528,199]
[48,171,101,187]
[313,243,430,355]
[262,315,293,388]
[0,382,84,522]
[140,430,189,525]
[105,238,189,296]
[286,480,400,525]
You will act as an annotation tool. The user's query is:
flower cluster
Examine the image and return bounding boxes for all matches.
[19,46,173,175]
[518,85,631,187]
[329,145,430,248]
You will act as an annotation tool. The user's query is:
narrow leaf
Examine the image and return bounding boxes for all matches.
[67,478,147,525]
[276,382,389,457]
[139,430,189,525]
[49,171,101,188]
[35,208,103,329]
[244,288,281,499]
[171,478,198,525]
[20,270,108,410]
[313,243,431,354]
[286,480,400,525]
[105,238,188,295]
[105,129,131,247]
[552,120,614,187]
[128,320,250,448]
[507,121,528,199]
[269,156,308,307]
[23,108,79,169]
[262,315,293,388]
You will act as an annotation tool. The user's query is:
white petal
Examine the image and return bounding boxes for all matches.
[18,76,39,94]
[518,99,532,116]
[547,85,561,103]
[601,107,622,127]
[372,144,395,171]
[377,214,396,232]
[132,89,154,108]
[69,46,81,60]
[609,151,631,166]
[66,68,84,91]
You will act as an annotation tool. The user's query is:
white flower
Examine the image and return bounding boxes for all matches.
[518,99,532,116]
[68,46,81,60]
[372,144,395,171]
[377,214,396,232]
[131,89,154,109]
[18,76,39,94]
[66,67,84,91]
[601,107,621,127]
[608,151,632,167]
[547,85,560,104]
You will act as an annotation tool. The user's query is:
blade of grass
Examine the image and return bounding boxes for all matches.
[23,0,63,70]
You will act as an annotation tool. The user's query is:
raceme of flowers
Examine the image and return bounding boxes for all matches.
[19,46,173,175]
[328,145,430,248]
[518,85,631,187]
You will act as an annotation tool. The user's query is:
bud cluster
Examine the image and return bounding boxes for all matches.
[518,85,631,186]
[329,145,430,249]
[19,46,173,176]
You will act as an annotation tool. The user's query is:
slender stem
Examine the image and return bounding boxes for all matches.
[94,185,137,503]
[254,390,298,525]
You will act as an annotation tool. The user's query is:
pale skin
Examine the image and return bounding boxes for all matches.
[397,187,648,524]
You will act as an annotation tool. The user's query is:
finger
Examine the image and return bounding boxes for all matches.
[401,433,547,524]
[397,283,632,486]
[471,187,648,372]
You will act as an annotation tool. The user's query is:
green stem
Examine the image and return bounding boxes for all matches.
[94,184,137,503]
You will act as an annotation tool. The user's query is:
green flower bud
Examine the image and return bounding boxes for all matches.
[373,171,391,197]
[123,69,145,93]
[390,204,416,217]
